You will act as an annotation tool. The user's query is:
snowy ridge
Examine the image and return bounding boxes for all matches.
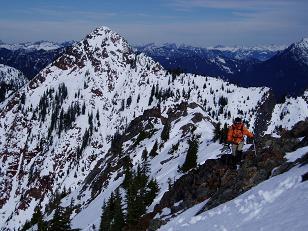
[0,40,74,51]
[208,44,287,52]
[159,148,308,231]
[266,90,308,135]
[0,26,296,230]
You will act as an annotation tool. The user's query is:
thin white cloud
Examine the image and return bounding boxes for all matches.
[169,0,297,10]
[17,7,118,21]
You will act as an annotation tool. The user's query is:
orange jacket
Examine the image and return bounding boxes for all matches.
[227,123,253,144]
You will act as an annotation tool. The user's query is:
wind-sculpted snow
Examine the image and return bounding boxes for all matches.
[0,26,271,230]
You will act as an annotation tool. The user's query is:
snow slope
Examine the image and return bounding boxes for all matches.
[0,64,28,88]
[159,148,308,231]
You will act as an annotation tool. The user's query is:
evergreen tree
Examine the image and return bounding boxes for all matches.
[161,122,171,142]
[219,123,229,143]
[141,148,150,175]
[154,83,159,98]
[126,96,132,108]
[20,92,26,104]
[58,108,64,137]
[100,201,111,231]
[213,122,221,142]
[167,177,173,190]
[218,96,228,107]
[126,179,138,226]
[32,207,48,231]
[96,109,100,121]
[148,85,155,106]
[123,157,133,189]
[145,178,159,205]
[82,102,86,115]
[180,136,199,172]
[137,94,140,103]
[110,131,122,155]
[135,163,148,191]
[112,190,125,231]
[149,140,158,157]
[49,206,72,231]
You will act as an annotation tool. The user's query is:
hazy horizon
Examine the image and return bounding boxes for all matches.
[1,0,307,47]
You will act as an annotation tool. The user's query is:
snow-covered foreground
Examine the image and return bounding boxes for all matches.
[159,149,308,231]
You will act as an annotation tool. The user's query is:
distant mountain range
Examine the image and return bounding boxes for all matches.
[239,38,308,98]
[0,40,75,51]
[135,40,307,98]
[0,39,307,98]
[135,43,285,62]
[0,41,74,78]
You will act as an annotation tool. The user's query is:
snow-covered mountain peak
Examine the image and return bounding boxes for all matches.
[50,26,136,76]
[286,38,308,65]
[84,26,130,51]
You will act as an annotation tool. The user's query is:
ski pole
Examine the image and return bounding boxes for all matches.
[253,139,257,157]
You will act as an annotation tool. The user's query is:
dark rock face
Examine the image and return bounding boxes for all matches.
[254,90,276,136]
[147,120,308,230]
[302,172,308,182]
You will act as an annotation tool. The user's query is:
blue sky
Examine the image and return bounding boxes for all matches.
[0,0,307,46]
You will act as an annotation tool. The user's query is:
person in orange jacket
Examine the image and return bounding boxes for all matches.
[227,117,254,162]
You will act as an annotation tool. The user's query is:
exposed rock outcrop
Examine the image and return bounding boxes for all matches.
[147,120,308,230]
